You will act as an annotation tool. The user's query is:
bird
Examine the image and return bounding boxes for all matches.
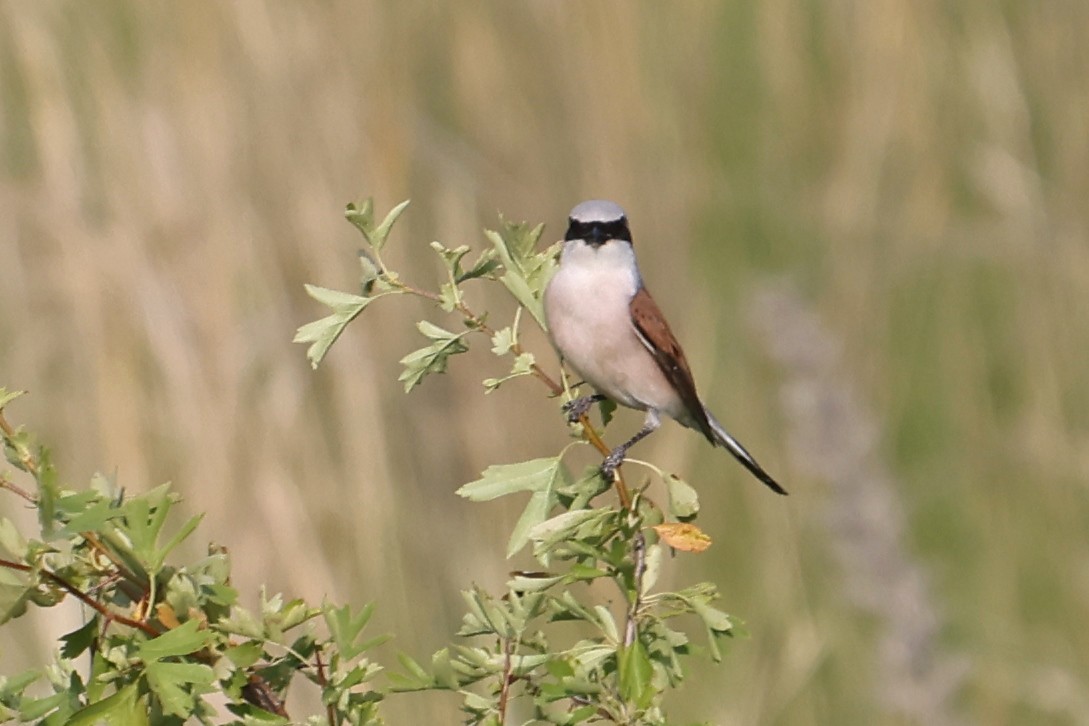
[542,200,787,495]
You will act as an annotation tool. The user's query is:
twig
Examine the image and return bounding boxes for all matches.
[81,531,143,588]
[0,557,159,637]
[0,410,39,476]
[623,528,647,648]
[394,280,564,394]
[0,474,37,504]
[497,635,516,724]
[314,646,337,726]
[241,675,289,718]
[0,410,17,437]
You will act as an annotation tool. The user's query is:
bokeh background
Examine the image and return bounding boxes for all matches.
[2,2,1088,724]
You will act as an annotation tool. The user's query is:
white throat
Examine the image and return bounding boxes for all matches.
[557,238,641,294]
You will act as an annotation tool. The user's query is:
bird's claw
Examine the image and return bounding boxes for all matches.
[562,395,601,424]
[601,450,625,480]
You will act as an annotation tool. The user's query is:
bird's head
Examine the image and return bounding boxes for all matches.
[565,200,632,248]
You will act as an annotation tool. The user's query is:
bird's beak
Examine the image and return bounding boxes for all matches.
[585,224,609,248]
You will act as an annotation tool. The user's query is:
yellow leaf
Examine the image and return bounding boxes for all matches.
[156,602,181,629]
[652,523,712,552]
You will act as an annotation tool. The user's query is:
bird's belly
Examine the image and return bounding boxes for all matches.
[544,272,680,415]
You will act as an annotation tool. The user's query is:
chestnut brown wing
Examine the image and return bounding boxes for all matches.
[629,286,716,443]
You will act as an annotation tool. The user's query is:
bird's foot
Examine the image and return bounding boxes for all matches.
[601,447,627,480]
[562,394,606,424]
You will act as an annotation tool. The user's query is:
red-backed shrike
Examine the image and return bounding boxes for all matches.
[543,200,786,495]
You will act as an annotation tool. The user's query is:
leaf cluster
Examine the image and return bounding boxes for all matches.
[293,201,739,723]
[0,390,386,725]
[1,199,745,726]
[294,199,559,400]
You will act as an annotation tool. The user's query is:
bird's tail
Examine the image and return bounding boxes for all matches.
[705,410,788,495]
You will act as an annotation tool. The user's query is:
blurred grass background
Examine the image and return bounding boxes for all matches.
[2,2,1088,723]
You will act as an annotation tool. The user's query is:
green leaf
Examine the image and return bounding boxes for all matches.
[0,668,42,700]
[60,618,98,660]
[437,281,460,312]
[430,241,472,278]
[598,398,618,427]
[345,198,410,252]
[0,388,26,409]
[398,321,471,392]
[562,466,611,510]
[0,566,35,625]
[691,599,732,635]
[460,588,514,638]
[457,457,568,501]
[224,641,263,669]
[512,352,535,374]
[506,572,563,592]
[593,605,620,643]
[217,605,264,639]
[528,508,617,562]
[345,198,375,239]
[252,591,318,641]
[527,509,603,544]
[358,251,380,293]
[35,448,59,537]
[323,602,389,661]
[0,517,27,559]
[370,199,411,250]
[54,495,122,538]
[136,619,215,661]
[389,653,435,691]
[618,641,655,710]
[456,249,500,283]
[489,326,516,356]
[458,457,572,556]
[67,683,143,726]
[293,285,377,369]
[507,486,554,559]
[461,690,495,715]
[482,352,536,393]
[18,691,69,721]
[302,285,372,311]
[429,648,460,690]
[144,661,215,717]
[665,474,700,519]
[151,513,203,573]
[121,486,179,574]
[484,220,558,330]
[641,544,663,595]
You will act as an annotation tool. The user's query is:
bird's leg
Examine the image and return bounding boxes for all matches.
[602,411,661,479]
[562,393,607,424]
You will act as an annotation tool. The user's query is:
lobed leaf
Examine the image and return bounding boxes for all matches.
[67,683,144,726]
[397,321,471,392]
[0,517,27,559]
[136,619,216,661]
[457,457,568,502]
[484,221,558,330]
[0,388,26,409]
[0,567,35,625]
[293,285,376,369]
[144,660,215,717]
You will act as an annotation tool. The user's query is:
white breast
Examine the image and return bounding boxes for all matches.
[543,239,681,415]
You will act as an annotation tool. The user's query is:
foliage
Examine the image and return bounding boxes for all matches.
[296,200,737,723]
[2,199,737,724]
[0,388,386,724]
